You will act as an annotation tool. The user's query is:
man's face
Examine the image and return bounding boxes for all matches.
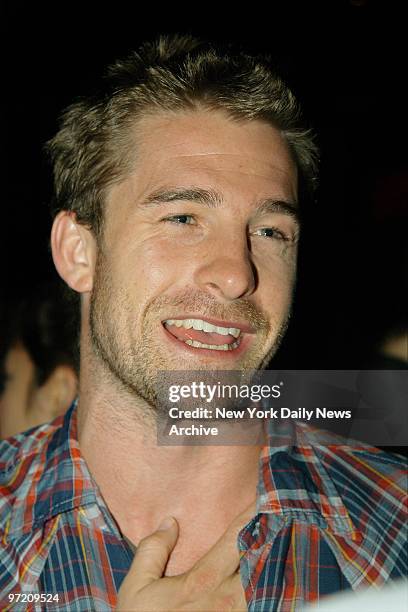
[89,110,299,405]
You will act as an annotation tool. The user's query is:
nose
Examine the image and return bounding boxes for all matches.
[194,236,257,301]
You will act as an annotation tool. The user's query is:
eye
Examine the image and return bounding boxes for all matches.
[163,214,196,225]
[253,227,289,241]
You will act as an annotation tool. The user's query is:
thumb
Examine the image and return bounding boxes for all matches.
[126,517,179,591]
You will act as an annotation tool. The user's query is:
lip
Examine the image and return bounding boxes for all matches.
[161,322,254,359]
[161,315,256,334]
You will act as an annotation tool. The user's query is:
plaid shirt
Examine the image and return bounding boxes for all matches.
[0,403,406,611]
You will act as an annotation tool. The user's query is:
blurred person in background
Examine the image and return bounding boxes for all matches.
[0,283,78,438]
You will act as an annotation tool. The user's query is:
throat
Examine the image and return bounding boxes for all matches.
[122,495,255,576]
[79,404,261,573]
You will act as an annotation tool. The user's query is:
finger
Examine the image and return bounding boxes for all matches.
[206,573,247,612]
[126,517,179,592]
[229,572,247,611]
[192,501,256,580]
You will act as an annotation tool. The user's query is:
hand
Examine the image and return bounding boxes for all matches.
[116,505,254,611]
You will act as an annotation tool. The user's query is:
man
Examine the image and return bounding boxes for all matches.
[0,284,78,438]
[0,36,406,611]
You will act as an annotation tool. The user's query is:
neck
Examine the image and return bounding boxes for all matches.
[77,338,261,573]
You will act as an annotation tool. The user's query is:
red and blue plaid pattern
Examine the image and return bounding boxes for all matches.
[0,403,406,611]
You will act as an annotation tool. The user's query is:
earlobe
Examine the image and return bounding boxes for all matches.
[51,211,96,293]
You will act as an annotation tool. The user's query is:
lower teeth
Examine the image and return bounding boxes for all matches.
[184,339,240,351]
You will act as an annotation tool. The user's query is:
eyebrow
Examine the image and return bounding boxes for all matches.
[140,187,299,223]
[140,187,222,209]
[255,199,300,223]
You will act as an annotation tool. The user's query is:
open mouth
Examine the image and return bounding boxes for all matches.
[163,318,244,351]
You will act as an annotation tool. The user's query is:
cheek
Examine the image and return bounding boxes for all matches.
[256,259,296,315]
[119,236,195,296]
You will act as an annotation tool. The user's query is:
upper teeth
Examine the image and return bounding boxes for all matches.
[164,319,241,338]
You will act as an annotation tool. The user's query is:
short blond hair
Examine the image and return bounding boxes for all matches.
[46,34,319,236]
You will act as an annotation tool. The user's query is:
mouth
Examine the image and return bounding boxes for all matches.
[162,317,254,353]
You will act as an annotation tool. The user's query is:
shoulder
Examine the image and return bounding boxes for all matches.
[318,443,407,499]
[313,441,407,548]
[293,424,407,535]
[296,423,407,498]
[0,416,65,529]
[0,416,64,477]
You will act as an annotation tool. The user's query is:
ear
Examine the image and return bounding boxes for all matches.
[51,211,97,293]
[31,365,78,424]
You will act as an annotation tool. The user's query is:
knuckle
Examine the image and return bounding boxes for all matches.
[184,566,219,597]
[137,532,165,554]
[214,593,237,611]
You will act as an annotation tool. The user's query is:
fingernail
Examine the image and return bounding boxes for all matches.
[158,517,174,531]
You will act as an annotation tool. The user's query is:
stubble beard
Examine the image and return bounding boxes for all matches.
[89,251,292,414]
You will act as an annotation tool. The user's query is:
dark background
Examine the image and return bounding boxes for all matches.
[2,0,407,369]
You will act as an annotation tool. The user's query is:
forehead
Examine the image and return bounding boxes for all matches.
[103,110,299,229]
[130,110,298,197]
[136,109,293,155]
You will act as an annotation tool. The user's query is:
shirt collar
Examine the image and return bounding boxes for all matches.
[10,403,361,543]
[257,419,362,541]
[9,401,102,538]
